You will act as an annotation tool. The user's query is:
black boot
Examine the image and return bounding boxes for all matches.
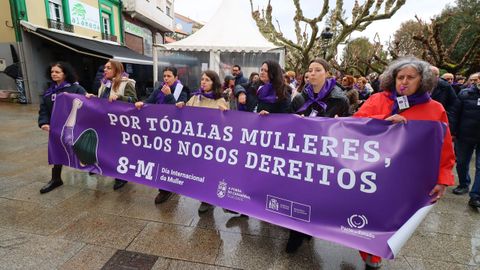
[286,230,311,254]
[113,179,128,190]
[40,165,63,194]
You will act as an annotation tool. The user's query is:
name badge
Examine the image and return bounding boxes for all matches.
[397,96,409,110]
[477,98,480,106]
[51,93,56,102]
[309,109,318,117]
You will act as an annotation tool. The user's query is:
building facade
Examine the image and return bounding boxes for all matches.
[1,0,173,104]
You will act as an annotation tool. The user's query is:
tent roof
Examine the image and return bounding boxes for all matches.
[163,0,281,52]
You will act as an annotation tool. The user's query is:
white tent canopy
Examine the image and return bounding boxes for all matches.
[163,0,282,53]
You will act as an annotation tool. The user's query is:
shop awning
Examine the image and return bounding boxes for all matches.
[20,21,152,65]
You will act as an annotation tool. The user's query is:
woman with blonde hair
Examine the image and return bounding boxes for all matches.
[86,59,137,190]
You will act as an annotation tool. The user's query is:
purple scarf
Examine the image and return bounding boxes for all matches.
[101,72,129,89]
[155,80,180,104]
[297,78,336,113]
[192,87,215,100]
[389,87,431,115]
[257,83,277,104]
[44,81,74,97]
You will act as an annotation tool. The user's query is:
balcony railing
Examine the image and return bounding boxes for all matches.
[47,19,74,32]
[102,33,118,42]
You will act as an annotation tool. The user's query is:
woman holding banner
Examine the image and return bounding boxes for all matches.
[176,70,229,214]
[38,62,86,194]
[285,58,349,254]
[86,59,137,190]
[256,60,291,114]
[135,66,189,204]
[354,57,455,268]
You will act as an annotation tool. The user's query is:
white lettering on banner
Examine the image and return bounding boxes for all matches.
[243,152,377,194]
[117,157,155,180]
[105,110,392,194]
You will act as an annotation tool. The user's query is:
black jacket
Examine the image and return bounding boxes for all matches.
[290,86,350,117]
[241,81,260,112]
[38,83,86,128]
[431,78,459,129]
[451,85,480,143]
[235,71,248,86]
[143,86,188,105]
[256,84,291,114]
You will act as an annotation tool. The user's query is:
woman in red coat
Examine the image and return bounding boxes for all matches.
[354,57,455,268]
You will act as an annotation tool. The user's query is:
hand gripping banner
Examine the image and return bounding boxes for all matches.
[48,93,446,259]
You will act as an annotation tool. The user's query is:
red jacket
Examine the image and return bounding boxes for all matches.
[354,92,455,186]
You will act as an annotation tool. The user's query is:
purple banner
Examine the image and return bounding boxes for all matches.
[49,93,445,259]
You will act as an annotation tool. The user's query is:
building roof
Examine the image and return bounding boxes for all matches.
[164,0,280,52]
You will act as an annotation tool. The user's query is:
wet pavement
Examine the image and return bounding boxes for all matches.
[0,102,479,270]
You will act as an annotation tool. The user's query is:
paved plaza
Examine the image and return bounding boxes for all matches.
[0,102,479,270]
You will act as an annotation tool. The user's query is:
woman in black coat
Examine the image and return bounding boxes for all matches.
[256,60,291,114]
[287,58,349,253]
[38,62,86,194]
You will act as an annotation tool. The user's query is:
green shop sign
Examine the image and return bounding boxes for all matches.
[124,21,151,39]
[69,0,100,31]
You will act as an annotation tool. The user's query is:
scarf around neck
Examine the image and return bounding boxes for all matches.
[257,83,277,104]
[389,86,431,115]
[44,81,75,97]
[297,78,336,113]
[193,87,215,100]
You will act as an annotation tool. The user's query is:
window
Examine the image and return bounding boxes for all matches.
[156,0,164,11]
[166,5,171,17]
[49,0,64,22]
[102,12,111,35]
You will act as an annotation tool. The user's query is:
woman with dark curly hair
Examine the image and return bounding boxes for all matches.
[38,62,86,194]
[256,60,291,114]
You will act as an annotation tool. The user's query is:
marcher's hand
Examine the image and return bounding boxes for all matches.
[85,93,95,99]
[218,104,228,111]
[41,124,50,132]
[135,101,144,110]
[451,135,456,141]
[109,94,119,102]
[238,93,246,104]
[429,184,447,203]
[385,114,407,124]
[176,101,185,108]
[72,98,83,109]
[259,110,269,115]
[161,84,172,95]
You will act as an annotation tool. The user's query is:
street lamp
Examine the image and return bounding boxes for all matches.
[320,27,333,59]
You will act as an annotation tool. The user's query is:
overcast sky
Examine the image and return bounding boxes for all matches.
[174,0,454,43]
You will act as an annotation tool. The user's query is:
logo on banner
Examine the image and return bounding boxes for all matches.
[268,198,279,211]
[347,214,368,229]
[217,180,227,198]
[340,214,375,239]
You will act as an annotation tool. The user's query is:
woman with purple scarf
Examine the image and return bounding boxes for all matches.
[256,60,291,114]
[354,57,455,269]
[135,66,188,110]
[286,58,349,254]
[135,66,188,204]
[38,61,86,194]
[86,59,137,190]
[290,58,349,118]
[177,70,229,214]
